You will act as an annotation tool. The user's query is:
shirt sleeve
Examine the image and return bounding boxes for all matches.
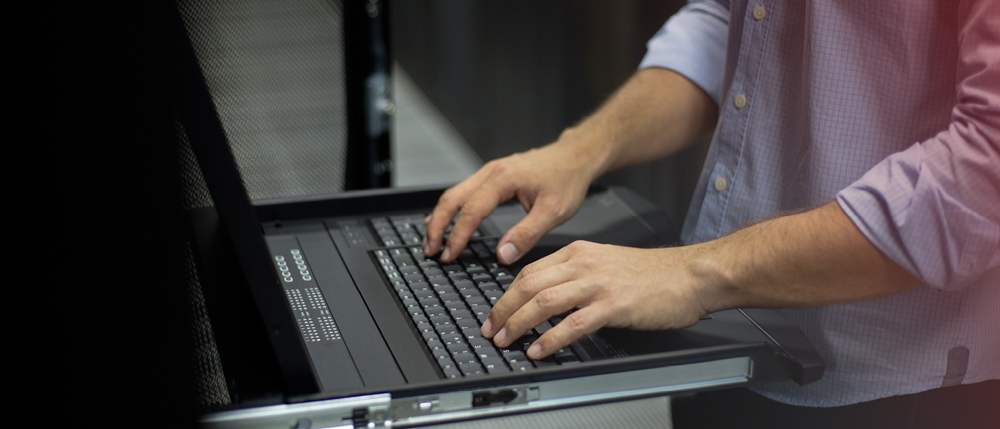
[836,0,1000,291]
[638,0,730,105]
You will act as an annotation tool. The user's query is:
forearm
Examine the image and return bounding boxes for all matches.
[553,67,718,182]
[688,202,922,313]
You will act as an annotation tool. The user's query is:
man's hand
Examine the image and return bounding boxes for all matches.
[423,68,719,264]
[422,141,600,265]
[480,202,922,359]
[480,241,712,359]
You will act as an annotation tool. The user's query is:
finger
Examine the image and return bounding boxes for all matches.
[526,305,609,359]
[496,196,578,265]
[493,280,593,349]
[481,256,572,338]
[441,178,515,262]
[424,169,492,256]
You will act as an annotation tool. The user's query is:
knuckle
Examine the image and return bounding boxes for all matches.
[516,272,538,294]
[491,160,512,175]
[534,288,561,309]
[561,311,592,334]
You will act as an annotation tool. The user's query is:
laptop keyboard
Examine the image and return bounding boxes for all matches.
[372,217,582,378]
[371,215,480,247]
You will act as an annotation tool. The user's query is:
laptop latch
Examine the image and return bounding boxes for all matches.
[352,404,390,428]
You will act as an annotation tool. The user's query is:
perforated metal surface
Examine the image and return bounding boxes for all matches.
[183,243,232,409]
[178,0,348,205]
[174,0,348,408]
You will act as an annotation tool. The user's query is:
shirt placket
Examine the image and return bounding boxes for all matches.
[693,0,776,241]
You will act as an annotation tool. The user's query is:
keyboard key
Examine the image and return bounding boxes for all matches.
[456,318,479,330]
[393,255,415,266]
[510,361,534,372]
[469,338,493,349]
[423,268,445,278]
[432,348,451,362]
[443,366,461,379]
[449,272,471,282]
[425,307,448,318]
[439,292,462,302]
[516,335,540,352]
[451,310,475,321]
[460,363,485,377]
[462,326,483,340]
[439,358,457,371]
[481,357,509,373]
[461,289,484,300]
[470,242,491,259]
[453,351,478,366]
[553,347,577,360]
[445,301,469,312]
[429,277,451,287]
[440,333,464,345]
[453,280,475,291]
[430,315,452,325]
[475,347,500,360]
[533,357,558,368]
[418,297,441,307]
[534,320,553,335]
[446,342,471,354]
[483,290,504,300]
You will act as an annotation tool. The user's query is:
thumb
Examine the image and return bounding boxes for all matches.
[497,202,568,264]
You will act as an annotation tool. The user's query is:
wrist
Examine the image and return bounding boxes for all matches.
[550,124,618,182]
[681,241,742,315]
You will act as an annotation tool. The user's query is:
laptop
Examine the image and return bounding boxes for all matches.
[170,6,825,428]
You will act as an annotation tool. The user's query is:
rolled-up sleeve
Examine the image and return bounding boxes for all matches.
[638,0,730,104]
[837,0,1000,291]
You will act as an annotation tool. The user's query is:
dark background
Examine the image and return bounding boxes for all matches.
[391,0,712,227]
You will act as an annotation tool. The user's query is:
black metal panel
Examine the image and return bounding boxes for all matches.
[345,0,393,189]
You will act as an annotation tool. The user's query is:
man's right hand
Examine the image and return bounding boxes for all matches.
[422,68,719,265]
[423,138,600,265]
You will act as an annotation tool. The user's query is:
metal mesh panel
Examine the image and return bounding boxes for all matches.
[182,242,232,409]
[178,0,348,204]
[173,0,349,407]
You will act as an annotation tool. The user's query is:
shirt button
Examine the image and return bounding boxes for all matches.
[753,6,767,21]
[734,94,747,109]
[714,177,728,192]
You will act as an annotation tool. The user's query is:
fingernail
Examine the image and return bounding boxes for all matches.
[499,242,520,264]
[494,328,507,346]
[481,319,493,337]
[441,247,452,261]
[423,215,431,225]
[527,343,542,359]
